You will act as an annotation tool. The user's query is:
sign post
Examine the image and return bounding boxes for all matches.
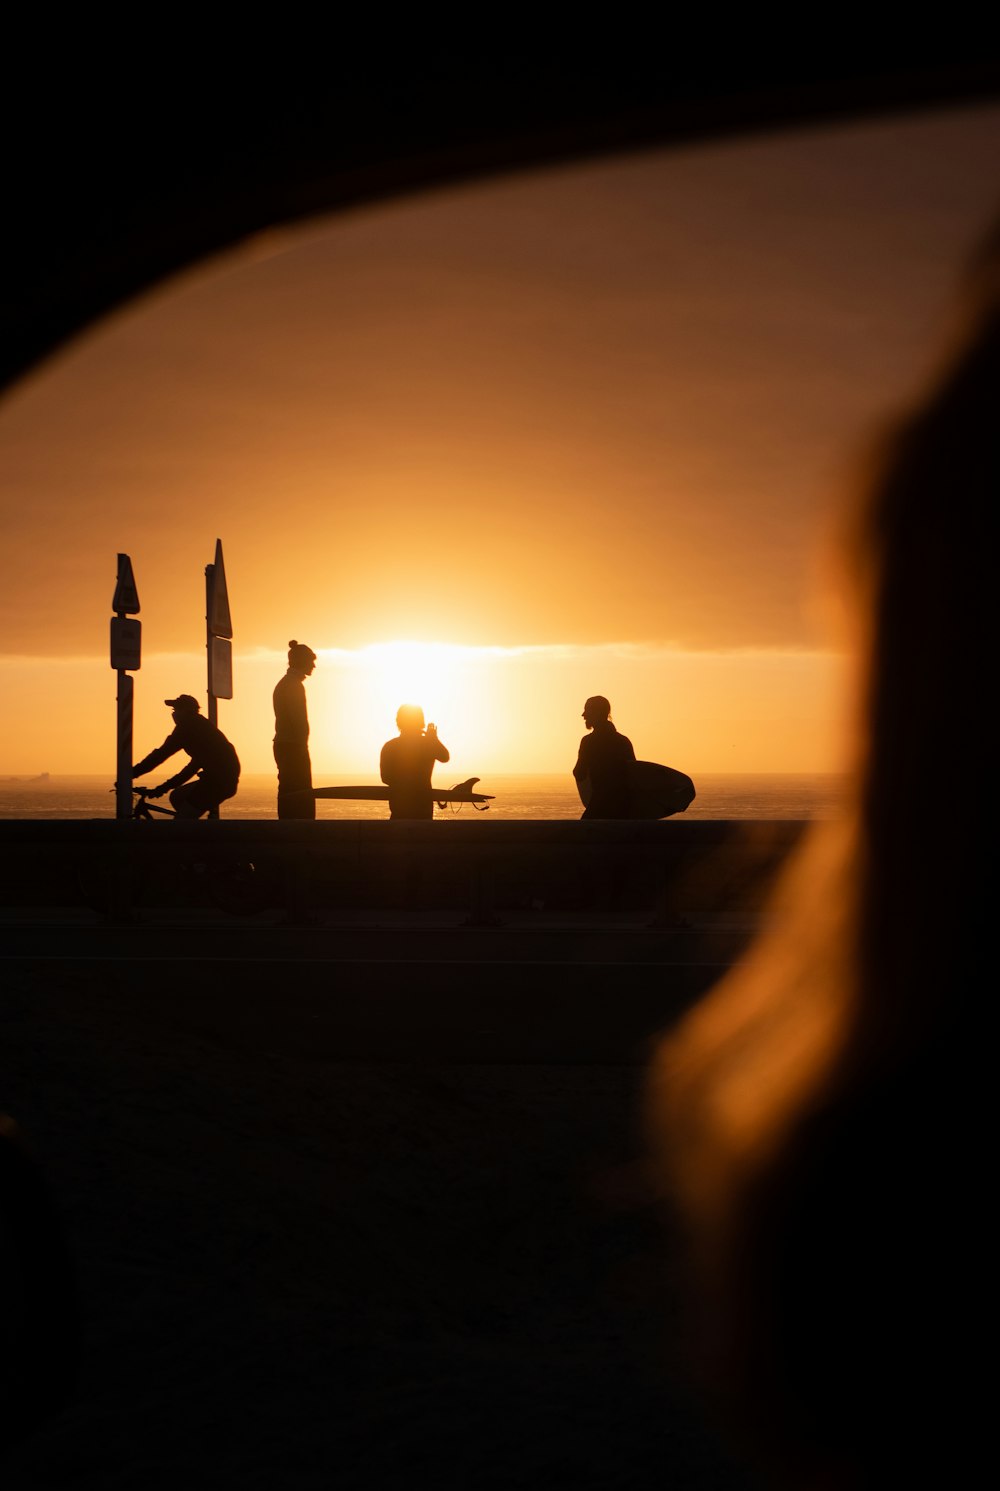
[110,553,141,821]
[205,538,233,819]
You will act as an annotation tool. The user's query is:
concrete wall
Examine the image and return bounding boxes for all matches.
[0,819,806,921]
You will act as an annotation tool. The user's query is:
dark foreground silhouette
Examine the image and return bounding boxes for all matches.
[649,225,998,1488]
[131,695,240,818]
[1,940,762,1490]
[0,1117,77,1453]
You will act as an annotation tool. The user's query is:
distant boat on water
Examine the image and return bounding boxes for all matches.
[0,771,50,782]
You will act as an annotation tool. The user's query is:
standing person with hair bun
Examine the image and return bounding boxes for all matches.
[273,640,317,819]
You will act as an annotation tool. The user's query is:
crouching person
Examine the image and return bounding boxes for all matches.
[132,694,241,818]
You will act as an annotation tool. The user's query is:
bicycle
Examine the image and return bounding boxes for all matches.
[129,785,178,820]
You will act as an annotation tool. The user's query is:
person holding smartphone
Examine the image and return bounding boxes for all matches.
[379,704,450,820]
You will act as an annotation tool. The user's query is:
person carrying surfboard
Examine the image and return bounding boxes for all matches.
[380,705,450,820]
[273,640,317,819]
[573,695,636,819]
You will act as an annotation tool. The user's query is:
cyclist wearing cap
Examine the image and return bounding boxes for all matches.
[273,640,317,819]
[132,695,241,818]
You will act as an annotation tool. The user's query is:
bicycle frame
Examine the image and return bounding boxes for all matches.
[130,788,177,820]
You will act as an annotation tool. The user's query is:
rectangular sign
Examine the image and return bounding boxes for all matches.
[110,616,141,671]
[208,635,233,698]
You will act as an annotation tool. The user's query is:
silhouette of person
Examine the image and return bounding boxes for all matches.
[648,225,1000,1489]
[273,640,317,820]
[132,695,240,818]
[573,695,636,818]
[380,705,450,820]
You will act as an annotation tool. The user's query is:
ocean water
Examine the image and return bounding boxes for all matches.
[0,773,845,821]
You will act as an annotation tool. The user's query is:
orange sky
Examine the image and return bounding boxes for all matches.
[1,104,998,777]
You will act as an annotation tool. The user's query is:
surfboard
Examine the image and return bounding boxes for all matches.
[577,760,695,820]
[313,776,493,807]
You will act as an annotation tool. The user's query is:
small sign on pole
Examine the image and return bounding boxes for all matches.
[112,554,141,821]
[112,553,141,615]
[110,616,142,671]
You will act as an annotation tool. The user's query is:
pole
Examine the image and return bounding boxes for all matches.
[205,562,219,818]
[111,553,141,820]
[116,660,133,821]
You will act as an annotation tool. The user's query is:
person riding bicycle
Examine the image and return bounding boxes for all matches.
[131,695,241,818]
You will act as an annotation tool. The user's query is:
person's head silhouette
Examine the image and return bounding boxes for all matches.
[396,704,425,735]
[287,640,316,677]
[164,694,200,724]
[582,696,612,728]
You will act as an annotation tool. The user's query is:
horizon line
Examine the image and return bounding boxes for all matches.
[0,639,848,666]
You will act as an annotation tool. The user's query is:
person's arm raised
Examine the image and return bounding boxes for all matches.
[426,724,449,764]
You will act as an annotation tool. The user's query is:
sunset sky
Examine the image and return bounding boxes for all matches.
[1,103,998,779]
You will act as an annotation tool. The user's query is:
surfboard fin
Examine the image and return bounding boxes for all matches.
[435,777,491,811]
